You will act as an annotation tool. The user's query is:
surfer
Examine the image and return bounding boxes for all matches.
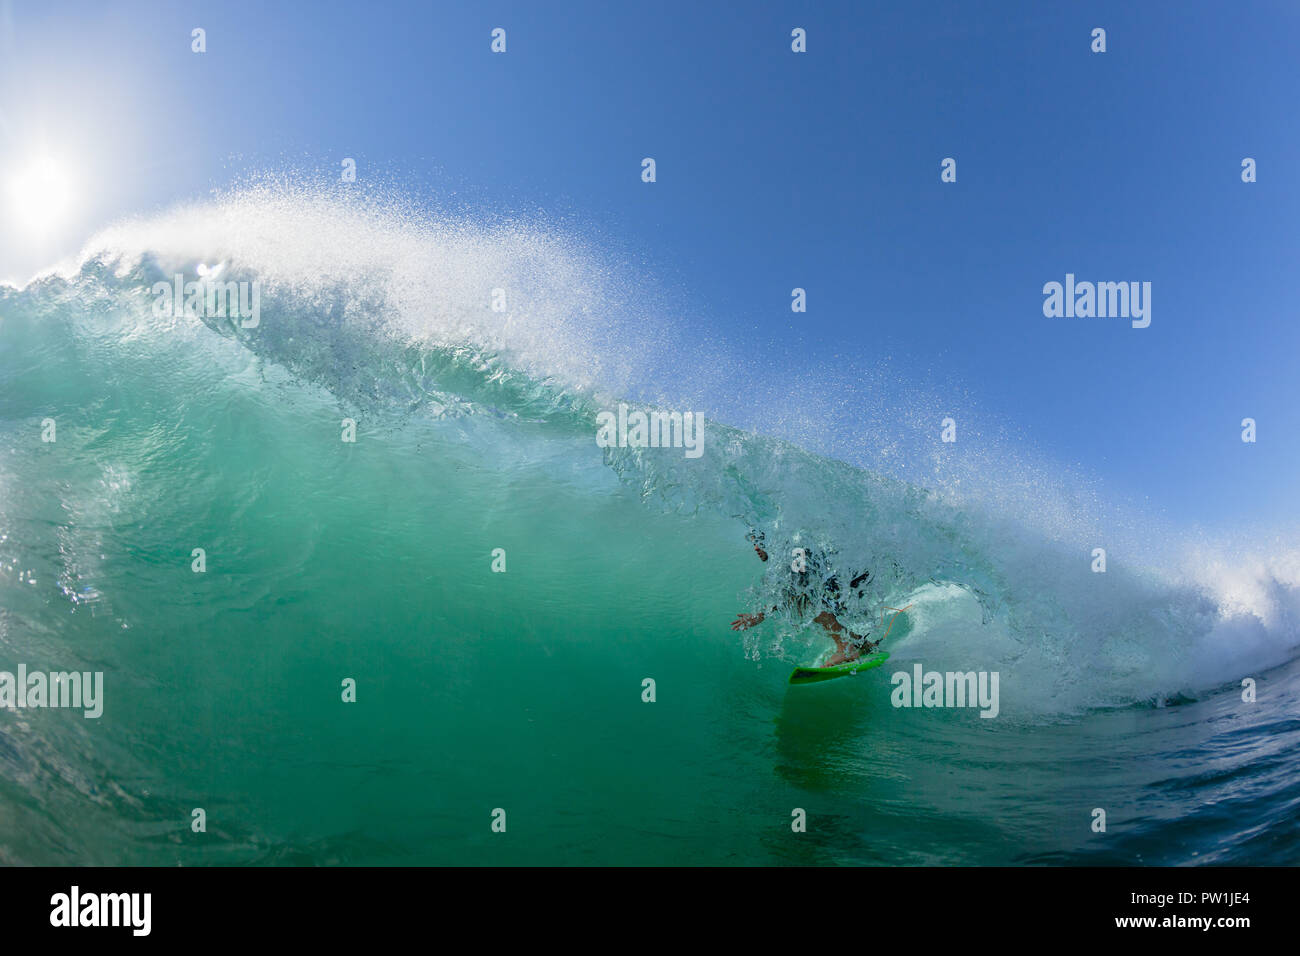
[730,530,877,665]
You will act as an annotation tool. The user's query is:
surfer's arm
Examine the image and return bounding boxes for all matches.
[730,605,781,630]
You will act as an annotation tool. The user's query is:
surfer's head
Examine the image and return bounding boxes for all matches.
[746,528,769,562]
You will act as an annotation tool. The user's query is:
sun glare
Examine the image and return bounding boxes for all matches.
[6,154,78,237]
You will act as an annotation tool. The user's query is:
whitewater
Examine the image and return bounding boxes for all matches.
[1,185,1297,864]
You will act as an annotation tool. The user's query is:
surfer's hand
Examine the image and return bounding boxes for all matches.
[731,612,764,630]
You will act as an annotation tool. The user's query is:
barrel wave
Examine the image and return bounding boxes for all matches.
[1,187,1297,864]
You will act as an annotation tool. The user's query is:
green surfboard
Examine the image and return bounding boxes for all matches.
[786,608,911,685]
[788,649,890,685]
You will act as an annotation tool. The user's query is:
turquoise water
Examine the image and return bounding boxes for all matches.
[2,191,1298,865]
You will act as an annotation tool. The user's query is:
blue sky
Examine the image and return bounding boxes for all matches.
[2,0,1297,530]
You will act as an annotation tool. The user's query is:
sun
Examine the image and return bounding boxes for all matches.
[6,154,78,237]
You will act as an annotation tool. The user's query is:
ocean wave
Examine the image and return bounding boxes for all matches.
[2,186,1297,715]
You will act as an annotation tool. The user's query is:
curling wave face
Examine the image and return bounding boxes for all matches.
[1,186,1298,864]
